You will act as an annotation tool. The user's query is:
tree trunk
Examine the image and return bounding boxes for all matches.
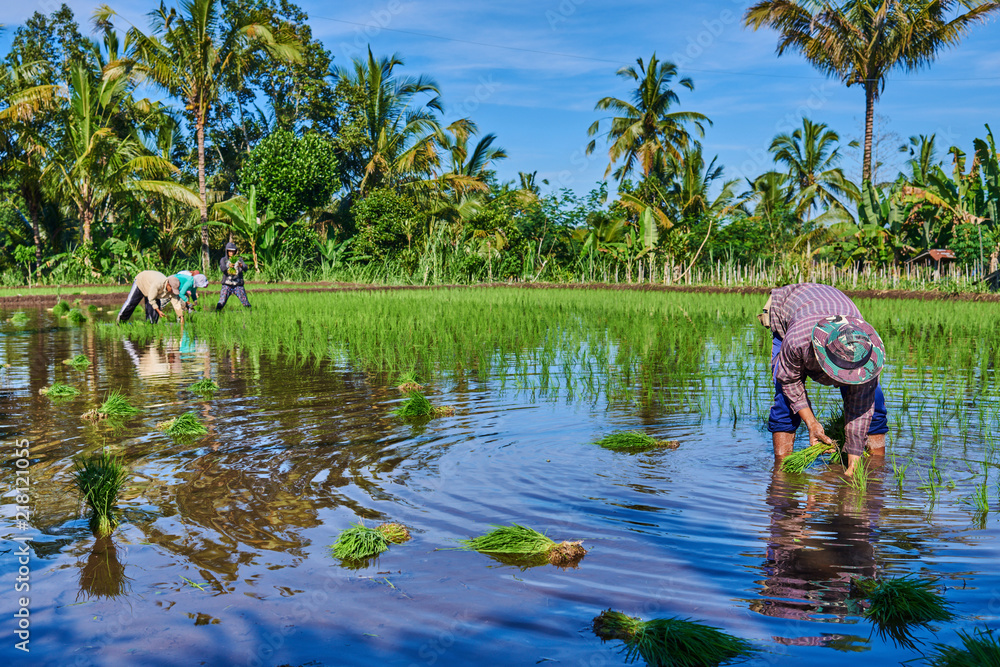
[27,191,42,270]
[197,118,210,272]
[863,81,875,185]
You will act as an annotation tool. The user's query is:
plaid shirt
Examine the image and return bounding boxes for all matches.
[768,283,880,456]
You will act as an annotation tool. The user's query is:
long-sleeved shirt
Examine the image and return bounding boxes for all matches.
[768,283,882,456]
[220,256,245,287]
[170,273,195,303]
[134,270,184,320]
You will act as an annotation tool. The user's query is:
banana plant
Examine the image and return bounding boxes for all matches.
[212,185,285,271]
[827,182,914,265]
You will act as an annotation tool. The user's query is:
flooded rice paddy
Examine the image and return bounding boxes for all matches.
[2,288,1000,666]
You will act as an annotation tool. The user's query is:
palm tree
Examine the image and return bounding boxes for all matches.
[745,0,1000,184]
[900,133,939,185]
[767,117,858,224]
[430,119,507,198]
[586,53,710,183]
[97,0,301,270]
[334,48,443,197]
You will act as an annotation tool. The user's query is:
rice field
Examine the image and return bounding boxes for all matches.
[3,286,1000,665]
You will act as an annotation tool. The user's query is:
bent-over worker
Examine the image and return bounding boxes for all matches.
[116,270,185,325]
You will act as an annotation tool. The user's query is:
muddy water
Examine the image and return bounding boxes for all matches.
[2,308,999,667]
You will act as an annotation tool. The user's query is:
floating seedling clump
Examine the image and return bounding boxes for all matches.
[376,522,411,544]
[156,411,208,438]
[64,354,91,370]
[83,390,140,422]
[595,431,679,453]
[394,371,424,392]
[459,524,586,568]
[188,377,219,397]
[10,311,29,326]
[39,382,80,399]
[331,523,391,563]
[73,451,129,537]
[926,627,1000,666]
[853,575,954,627]
[781,442,837,474]
[67,308,87,324]
[52,300,71,316]
[592,610,755,667]
[393,391,455,418]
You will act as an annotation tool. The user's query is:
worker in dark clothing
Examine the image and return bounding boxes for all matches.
[217,241,251,311]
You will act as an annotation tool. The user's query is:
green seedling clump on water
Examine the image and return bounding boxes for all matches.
[592,609,755,667]
[852,575,954,647]
[459,524,586,567]
[52,300,71,316]
[73,451,129,537]
[188,377,219,396]
[393,391,455,418]
[782,442,837,474]
[331,523,391,562]
[156,411,208,438]
[83,390,140,422]
[595,431,680,453]
[925,627,1000,666]
[64,354,91,370]
[394,370,424,392]
[39,381,80,399]
[67,308,87,324]
[10,311,29,326]
[376,522,411,544]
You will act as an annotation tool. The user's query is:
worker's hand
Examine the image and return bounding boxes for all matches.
[804,419,834,448]
[155,308,165,319]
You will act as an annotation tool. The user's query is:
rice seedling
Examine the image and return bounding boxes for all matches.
[52,300,71,315]
[394,370,424,392]
[592,609,755,667]
[67,308,87,324]
[375,522,411,544]
[156,411,208,438]
[10,311,29,325]
[781,442,837,474]
[852,575,954,647]
[38,381,79,399]
[459,524,586,567]
[848,460,869,495]
[331,523,390,562]
[891,452,911,492]
[83,390,140,422]
[393,391,455,418]
[63,354,90,369]
[188,377,219,397]
[924,627,1000,666]
[73,451,129,537]
[87,303,98,313]
[594,431,680,453]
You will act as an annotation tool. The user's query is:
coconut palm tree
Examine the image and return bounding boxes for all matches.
[334,48,443,197]
[745,0,1000,184]
[767,117,858,224]
[97,0,301,270]
[900,133,940,185]
[586,53,710,184]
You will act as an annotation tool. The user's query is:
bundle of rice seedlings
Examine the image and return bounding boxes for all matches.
[83,390,140,421]
[63,354,90,369]
[459,524,586,567]
[592,610,755,667]
[73,451,129,537]
[331,523,391,562]
[52,300,71,316]
[79,536,131,600]
[394,371,424,392]
[781,442,837,474]
[188,377,219,396]
[375,522,411,544]
[925,627,1000,666]
[39,381,80,399]
[67,308,87,324]
[87,304,98,313]
[595,431,680,452]
[10,312,29,325]
[156,411,208,438]
[393,391,455,418]
[853,575,954,627]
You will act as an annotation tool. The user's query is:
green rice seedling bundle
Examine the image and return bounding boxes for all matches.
[331,523,390,562]
[459,524,586,567]
[73,451,129,537]
[592,610,755,667]
[188,377,219,396]
[394,370,424,392]
[156,411,208,438]
[852,575,954,643]
[595,431,680,453]
[375,522,411,544]
[925,627,1000,666]
[83,390,140,421]
[52,300,71,316]
[67,308,87,324]
[781,442,837,474]
[87,303,98,313]
[393,391,455,418]
[10,311,29,325]
[39,382,79,399]
[63,354,90,369]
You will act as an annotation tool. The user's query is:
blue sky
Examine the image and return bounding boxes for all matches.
[3,0,1000,197]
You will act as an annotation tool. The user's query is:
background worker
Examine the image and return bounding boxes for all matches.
[217,242,251,311]
[116,270,185,325]
[759,283,888,476]
[176,269,209,311]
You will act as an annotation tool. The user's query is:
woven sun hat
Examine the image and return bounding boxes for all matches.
[811,315,885,385]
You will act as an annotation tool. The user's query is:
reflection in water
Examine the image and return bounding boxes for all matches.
[78,536,131,600]
[751,464,884,648]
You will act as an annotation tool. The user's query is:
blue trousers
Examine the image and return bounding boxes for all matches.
[768,337,888,434]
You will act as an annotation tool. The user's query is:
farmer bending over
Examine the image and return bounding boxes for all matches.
[176,269,209,311]
[116,270,185,325]
[758,283,887,476]
[217,242,251,311]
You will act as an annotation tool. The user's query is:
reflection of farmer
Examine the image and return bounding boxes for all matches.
[116,270,184,325]
[758,283,887,475]
[176,270,209,311]
[216,242,251,311]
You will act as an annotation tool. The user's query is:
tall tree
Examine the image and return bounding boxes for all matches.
[586,53,710,184]
[745,0,1000,184]
[900,133,940,185]
[98,0,301,270]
